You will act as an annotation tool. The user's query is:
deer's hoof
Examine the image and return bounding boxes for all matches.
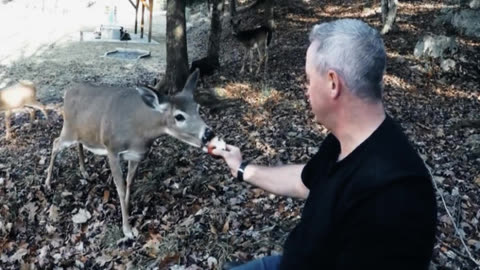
[122,226,137,239]
[81,171,89,180]
[123,230,134,239]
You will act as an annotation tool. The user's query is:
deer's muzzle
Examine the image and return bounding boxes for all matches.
[201,128,215,146]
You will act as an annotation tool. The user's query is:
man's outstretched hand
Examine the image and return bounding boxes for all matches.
[211,144,243,178]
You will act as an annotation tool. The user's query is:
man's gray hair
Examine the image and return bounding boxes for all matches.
[309,19,386,101]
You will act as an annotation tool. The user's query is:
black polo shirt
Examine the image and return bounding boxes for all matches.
[280,116,437,270]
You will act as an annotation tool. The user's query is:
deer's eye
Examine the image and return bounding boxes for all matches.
[175,114,186,122]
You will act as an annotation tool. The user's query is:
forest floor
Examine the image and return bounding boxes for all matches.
[0,0,479,269]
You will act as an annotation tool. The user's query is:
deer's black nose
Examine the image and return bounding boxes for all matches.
[201,128,215,146]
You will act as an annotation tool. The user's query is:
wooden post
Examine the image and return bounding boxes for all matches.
[135,0,140,34]
[141,2,145,38]
[148,0,153,42]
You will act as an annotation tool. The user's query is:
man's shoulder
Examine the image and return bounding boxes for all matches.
[344,116,431,200]
[363,116,430,179]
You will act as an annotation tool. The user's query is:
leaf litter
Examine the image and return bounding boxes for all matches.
[0,0,479,269]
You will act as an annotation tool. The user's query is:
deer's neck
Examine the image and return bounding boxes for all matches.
[139,107,170,141]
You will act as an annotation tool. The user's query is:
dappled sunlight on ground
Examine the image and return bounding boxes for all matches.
[223,82,284,107]
[401,2,463,14]
[433,85,480,100]
[384,74,416,92]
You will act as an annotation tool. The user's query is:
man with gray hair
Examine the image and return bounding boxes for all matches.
[214,19,437,270]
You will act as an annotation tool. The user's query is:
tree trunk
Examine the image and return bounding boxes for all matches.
[157,0,189,94]
[229,0,236,16]
[381,0,398,35]
[207,0,222,67]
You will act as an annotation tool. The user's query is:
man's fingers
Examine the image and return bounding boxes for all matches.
[211,144,237,156]
[225,144,239,153]
[211,147,225,156]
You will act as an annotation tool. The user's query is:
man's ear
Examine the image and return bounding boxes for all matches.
[328,70,341,99]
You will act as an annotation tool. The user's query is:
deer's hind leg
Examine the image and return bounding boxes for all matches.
[125,160,139,212]
[77,143,89,179]
[256,42,269,75]
[249,48,254,73]
[255,45,264,75]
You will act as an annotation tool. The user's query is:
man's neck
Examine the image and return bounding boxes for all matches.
[332,102,386,161]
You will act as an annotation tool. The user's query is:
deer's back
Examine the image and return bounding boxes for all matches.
[63,83,151,150]
[235,26,270,46]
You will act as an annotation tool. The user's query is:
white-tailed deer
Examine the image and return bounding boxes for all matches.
[45,70,216,238]
[231,19,273,75]
[0,80,48,140]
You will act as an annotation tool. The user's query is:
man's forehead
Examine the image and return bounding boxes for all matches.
[306,43,317,71]
[307,41,320,55]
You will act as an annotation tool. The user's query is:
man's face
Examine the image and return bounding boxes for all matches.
[305,42,332,125]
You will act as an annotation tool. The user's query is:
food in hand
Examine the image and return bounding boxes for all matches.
[205,137,226,157]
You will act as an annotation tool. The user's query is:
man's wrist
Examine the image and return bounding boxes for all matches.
[237,160,250,182]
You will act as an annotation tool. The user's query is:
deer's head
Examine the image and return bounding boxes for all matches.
[136,69,214,148]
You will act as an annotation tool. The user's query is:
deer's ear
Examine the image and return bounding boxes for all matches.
[181,69,199,96]
[136,86,169,112]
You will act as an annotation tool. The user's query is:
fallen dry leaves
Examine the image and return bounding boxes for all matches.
[0,0,479,269]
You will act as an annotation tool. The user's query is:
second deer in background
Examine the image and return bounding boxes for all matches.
[0,80,48,140]
[231,19,273,75]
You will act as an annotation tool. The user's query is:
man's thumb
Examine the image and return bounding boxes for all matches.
[210,147,225,157]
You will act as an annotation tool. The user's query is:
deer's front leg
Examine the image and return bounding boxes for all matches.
[381,0,387,24]
[45,136,71,189]
[256,45,263,62]
[107,153,134,239]
[125,160,139,212]
[240,47,248,74]
[4,110,12,140]
[255,46,264,75]
[26,101,48,121]
[249,48,254,73]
